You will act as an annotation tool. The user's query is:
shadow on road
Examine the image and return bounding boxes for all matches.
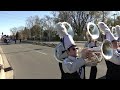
[1,48,42,55]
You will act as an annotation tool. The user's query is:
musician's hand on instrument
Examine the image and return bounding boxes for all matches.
[80,48,94,59]
[85,61,97,66]
[87,51,95,60]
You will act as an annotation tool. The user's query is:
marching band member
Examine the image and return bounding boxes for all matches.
[55,22,70,79]
[115,25,120,53]
[105,32,120,79]
[62,34,95,79]
[98,22,120,79]
[84,32,100,79]
[55,38,68,79]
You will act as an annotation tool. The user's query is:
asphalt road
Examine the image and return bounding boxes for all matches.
[0,42,61,79]
[0,41,107,79]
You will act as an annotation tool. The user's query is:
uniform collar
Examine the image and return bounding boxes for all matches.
[113,49,120,56]
[68,56,78,60]
[113,49,117,52]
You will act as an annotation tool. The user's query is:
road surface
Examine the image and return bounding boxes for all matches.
[0,41,107,79]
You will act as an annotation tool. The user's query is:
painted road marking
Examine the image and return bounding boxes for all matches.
[35,51,47,55]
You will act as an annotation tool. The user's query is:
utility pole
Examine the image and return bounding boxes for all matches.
[102,11,105,22]
[112,13,117,26]
[49,29,51,42]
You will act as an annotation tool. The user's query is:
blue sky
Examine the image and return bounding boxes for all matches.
[0,11,53,36]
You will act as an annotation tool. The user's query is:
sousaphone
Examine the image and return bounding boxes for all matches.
[54,22,74,63]
[86,22,113,63]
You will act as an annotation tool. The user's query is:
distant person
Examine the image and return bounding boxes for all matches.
[14,38,16,44]
[19,39,21,43]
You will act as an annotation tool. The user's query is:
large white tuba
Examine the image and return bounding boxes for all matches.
[62,22,74,38]
[85,22,102,63]
[55,22,74,38]
[97,22,115,59]
[89,39,113,61]
[85,22,113,63]
[54,22,74,63]
[97,22,112,36]
[87,22,100,40]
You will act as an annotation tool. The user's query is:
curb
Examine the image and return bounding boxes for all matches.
[21,40,86,48]
[0,54,5,79]
[0,46,14,79]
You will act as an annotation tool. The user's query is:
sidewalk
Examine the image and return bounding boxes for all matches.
[0,46,14,79]
[0,53,5,79]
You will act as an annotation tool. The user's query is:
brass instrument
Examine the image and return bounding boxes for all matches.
[85,22,113,63]
[54,22,74,63]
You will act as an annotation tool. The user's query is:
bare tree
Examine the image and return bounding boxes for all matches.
[25,15,41,40]
[40,15,54,41]
[22,27,30,40]
[52,11,94,40]
[10,27,18,39]
[17,26,25,39]
[26,16,34,39]
[52,11,111,40]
